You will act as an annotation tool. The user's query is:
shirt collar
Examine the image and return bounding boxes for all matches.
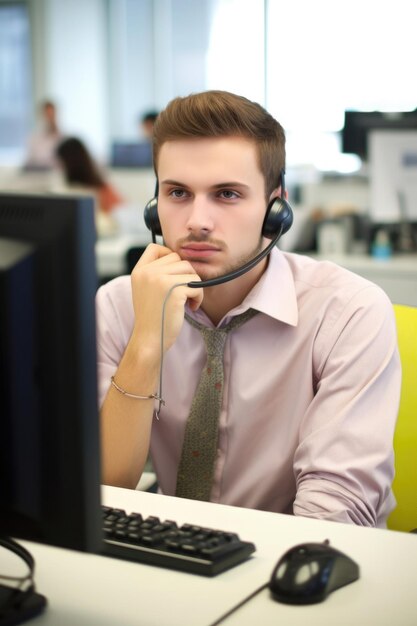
[231,247,298,326]
[185,247,298,328]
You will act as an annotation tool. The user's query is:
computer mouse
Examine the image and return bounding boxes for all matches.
[269,540,360,605]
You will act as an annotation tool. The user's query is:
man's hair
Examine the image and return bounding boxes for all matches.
[56,137,105,188]
[141,110,159,124]
[41,99,56,111]
[152,90,286,199]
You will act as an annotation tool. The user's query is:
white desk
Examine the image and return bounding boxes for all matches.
[12,486,417,626]
[96,232,150,278]
[310,253,417,307]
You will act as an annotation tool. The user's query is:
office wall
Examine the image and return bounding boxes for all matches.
[108,0,213,140]
[30,0,108,158]
[107,0,154,141]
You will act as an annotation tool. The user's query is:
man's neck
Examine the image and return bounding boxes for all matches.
[199,258,268,326]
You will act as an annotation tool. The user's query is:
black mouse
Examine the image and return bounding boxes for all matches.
[269,540,360,605]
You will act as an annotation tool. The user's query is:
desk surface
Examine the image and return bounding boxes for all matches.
[96,231,150,278]
[310,252,417,275]
[9,486,417,626]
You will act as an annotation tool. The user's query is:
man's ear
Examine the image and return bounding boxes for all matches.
[269,187,288,202]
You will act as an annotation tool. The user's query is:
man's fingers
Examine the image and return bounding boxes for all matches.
[188,276,204,309]
[134,244,194,275]
[187,290,204,311]
[133,245,202,283]
[135,243,176,266]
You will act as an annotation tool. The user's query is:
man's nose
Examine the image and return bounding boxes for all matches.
[186,196,214,234]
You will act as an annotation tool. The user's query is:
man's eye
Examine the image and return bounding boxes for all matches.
[219,190,238,199]
[170,189,186,198]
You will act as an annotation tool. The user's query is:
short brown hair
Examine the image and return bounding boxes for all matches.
[152,90,286,199]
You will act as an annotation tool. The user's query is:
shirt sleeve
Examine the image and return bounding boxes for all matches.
[293,284,401,527]
[95,276,134,408]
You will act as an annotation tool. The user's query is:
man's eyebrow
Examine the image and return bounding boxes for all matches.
[160,179,250,190]
[160,179,186,187]
[211,182,250,190]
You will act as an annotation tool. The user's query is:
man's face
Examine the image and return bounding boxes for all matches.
[157,136,268,282]
[43,104,56,124]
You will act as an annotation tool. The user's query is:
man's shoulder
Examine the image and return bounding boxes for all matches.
[279,250,392,309]
[281,250,376,287]
[96,275,132,305]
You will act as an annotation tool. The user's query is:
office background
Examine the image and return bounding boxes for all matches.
[1,0,417,302]
[1,5,417,623]
[1,0,416,170]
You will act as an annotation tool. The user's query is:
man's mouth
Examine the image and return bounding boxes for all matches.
[180,242,221,259]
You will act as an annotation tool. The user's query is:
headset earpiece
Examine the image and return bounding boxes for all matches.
[143,196,162,237]
[261,196,293,240]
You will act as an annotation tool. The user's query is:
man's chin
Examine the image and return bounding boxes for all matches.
[188,260,223,282]
[190,261,251,285]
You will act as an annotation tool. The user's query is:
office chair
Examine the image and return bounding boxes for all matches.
[387,304,417,533]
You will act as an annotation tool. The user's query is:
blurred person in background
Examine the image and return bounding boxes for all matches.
[24,99,64,170]
[56,136,124,236]
[140,110,159,140]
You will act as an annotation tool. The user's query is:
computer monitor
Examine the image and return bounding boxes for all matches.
[341,110,417,161]
[0,192,102,553]
[110,141,153,168]
[369,130,417,225]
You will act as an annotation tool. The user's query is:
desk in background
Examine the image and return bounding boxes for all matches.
[13,486,417,626]
[309,253,417,307]
[96,231,151,280]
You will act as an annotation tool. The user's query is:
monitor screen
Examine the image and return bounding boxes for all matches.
[341,110,417,161]
[369,130,417,224]
[0,192,102,553]
[110,141,153,168]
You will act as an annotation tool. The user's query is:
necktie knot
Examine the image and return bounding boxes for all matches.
[185,307,258,343]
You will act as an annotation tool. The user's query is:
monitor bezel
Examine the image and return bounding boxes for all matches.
[0,191,102,553]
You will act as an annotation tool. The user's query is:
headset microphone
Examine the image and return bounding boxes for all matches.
[143,172,293,289]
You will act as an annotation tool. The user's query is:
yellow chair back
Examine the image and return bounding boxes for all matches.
[387,304,417,532]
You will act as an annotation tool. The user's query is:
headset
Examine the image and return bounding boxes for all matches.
[143,171,293,289]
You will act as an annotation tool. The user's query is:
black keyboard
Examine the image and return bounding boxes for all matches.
[101,505,256,576]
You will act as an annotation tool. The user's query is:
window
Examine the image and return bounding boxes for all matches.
[266,0,417,171]
[206,0,264,104]
[9,0,416,172]
[0,2,32,163]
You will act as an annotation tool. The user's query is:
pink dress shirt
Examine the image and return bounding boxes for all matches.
[96,248,401,527]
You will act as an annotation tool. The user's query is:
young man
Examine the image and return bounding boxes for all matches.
[97,91,401,527]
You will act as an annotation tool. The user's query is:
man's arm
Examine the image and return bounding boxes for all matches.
[97,244,203,489]
[293,285,401,526]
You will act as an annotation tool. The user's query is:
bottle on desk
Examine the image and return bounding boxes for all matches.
[371,229,392,260]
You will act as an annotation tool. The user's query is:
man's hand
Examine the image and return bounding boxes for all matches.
[130,243,204,354]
